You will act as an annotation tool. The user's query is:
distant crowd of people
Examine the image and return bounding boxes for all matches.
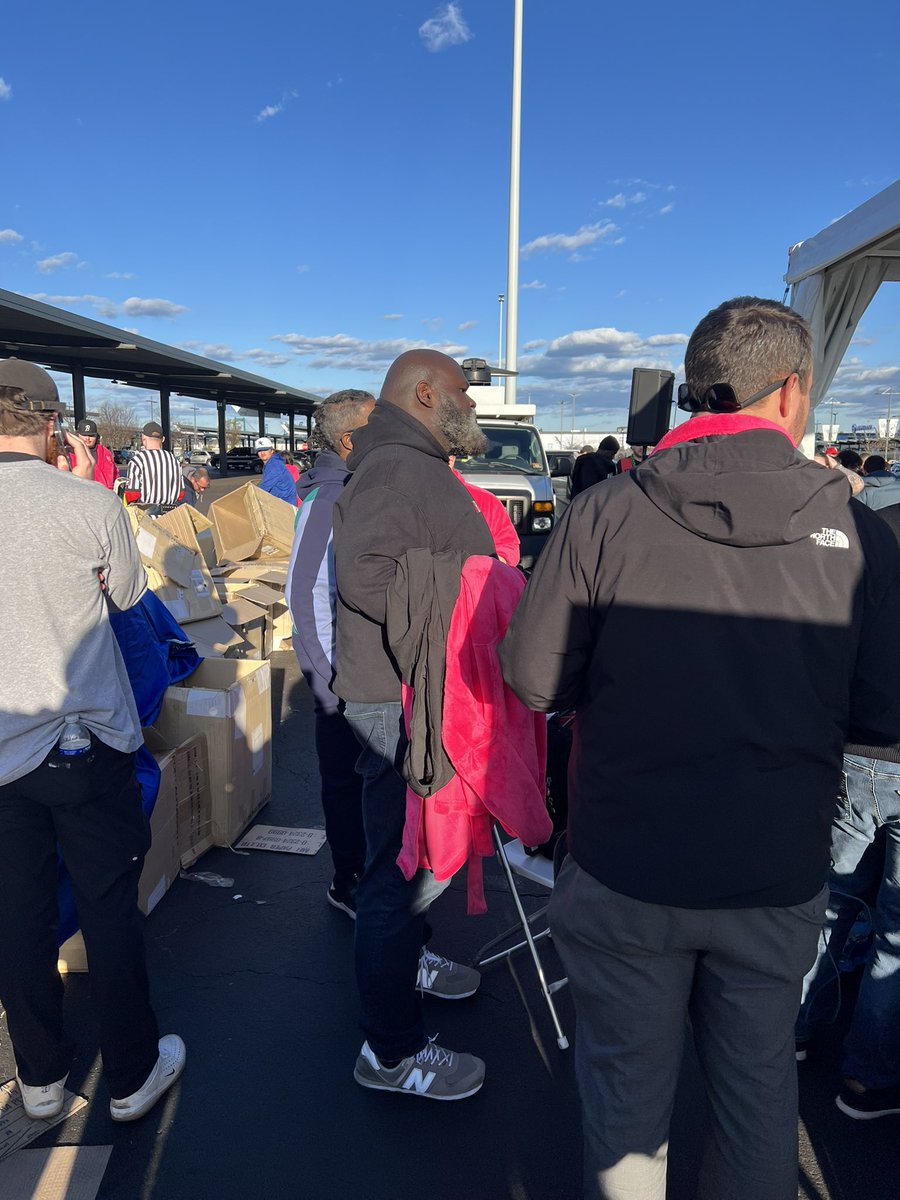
[1,296,899,1200]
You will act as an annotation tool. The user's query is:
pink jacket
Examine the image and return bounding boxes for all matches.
[398,555,550,913]
[94,443,118,491]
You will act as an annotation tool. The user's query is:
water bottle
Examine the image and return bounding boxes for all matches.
[57,716,92,757]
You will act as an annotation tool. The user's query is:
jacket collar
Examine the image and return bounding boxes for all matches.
[652,413,796,455]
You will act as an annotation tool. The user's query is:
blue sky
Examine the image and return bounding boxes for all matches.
[2,0,898,436]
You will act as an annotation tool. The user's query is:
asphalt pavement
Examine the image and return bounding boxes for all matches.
[1,480,898,1198]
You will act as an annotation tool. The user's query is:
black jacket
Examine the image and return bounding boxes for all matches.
[570,452,617,497]
[500,429,900,909]
[333,401,495,702]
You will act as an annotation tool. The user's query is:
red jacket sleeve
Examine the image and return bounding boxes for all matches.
[95,444,118,490]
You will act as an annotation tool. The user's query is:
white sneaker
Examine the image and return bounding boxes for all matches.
[16,1073,68,1120]
[109,1035,186,1122]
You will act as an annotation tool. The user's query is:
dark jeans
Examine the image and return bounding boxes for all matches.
[314,710,366,883]
[0,740,160,1099]
[343,701,446,1062]
[551,858,826,1200]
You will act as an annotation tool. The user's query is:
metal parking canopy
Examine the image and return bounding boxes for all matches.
[0,288,320,468]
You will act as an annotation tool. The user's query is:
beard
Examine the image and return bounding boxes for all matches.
[436,394,487,457]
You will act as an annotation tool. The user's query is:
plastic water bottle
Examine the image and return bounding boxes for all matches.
[58,716,92,757]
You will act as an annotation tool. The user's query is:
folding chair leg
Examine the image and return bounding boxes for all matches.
[492,827,569,1049]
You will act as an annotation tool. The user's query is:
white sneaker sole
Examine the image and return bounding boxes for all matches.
[16,1075,67,1121]
[835,1093,900,1120]
[353,1067,483,1100]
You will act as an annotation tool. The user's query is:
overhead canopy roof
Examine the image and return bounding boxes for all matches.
[785,180,900,408]
[0,287,319,413]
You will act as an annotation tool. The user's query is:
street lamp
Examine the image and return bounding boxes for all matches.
[570,392,577,433]
[504,0,524,406]
[880,388,900,456]
[497,294,505,370]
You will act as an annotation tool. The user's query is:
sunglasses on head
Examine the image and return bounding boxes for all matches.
[677,374,797,414]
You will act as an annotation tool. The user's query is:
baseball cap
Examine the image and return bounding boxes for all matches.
[0,358,64,413]
[76,418,99,436]
[142,421,164,437]
[255,437,274,451]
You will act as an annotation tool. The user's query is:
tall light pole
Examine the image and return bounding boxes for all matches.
[881,388,900,456]
[504,0,524,407]
[497,294,505,369]
[570,392,577,434]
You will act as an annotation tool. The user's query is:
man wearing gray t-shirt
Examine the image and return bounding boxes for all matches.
[0,361,186,1124]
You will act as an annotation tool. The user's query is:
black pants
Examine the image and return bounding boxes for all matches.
[0,741,160,1098]
[314,709,367,884]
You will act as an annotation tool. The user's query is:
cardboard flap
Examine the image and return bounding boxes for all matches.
[187,615,246,654]
[222,597,267,628]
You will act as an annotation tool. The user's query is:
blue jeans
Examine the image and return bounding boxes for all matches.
[797,754,900,1088]
[343,701,448,1061]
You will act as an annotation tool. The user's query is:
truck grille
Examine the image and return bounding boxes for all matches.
[497,494,530,531]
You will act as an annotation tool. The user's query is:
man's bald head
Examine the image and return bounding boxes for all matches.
[379,349,486,455]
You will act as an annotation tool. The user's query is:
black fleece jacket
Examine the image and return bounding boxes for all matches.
[332,401,495,702]
[500,429,900,909]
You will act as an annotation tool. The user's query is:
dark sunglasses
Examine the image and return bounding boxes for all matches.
[677,374,797,414]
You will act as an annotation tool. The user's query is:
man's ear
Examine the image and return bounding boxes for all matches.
[415,379,436,410]
[341,430,354,452]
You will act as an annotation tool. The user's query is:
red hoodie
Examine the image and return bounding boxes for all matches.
[398,556,551,913]
[93,443,118,490]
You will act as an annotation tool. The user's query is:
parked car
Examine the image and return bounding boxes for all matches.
[208,446,264,473]
[185,448,212,465]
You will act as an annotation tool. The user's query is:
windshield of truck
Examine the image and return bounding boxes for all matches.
[455,426,547,475]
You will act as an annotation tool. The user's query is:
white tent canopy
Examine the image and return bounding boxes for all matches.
[785,180,900,411]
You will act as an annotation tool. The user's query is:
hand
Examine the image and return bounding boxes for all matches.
[57,430,96,480]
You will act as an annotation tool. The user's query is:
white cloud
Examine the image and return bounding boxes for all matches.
[522,339,547,351]
[37,251,81,274]
[180,341,237,361]
[256,102,283,123]
[458,320,477,331]
[521,220,616,258]
[255,89,298,123]
[419,3,473,52]
[659,203,674,215]
[29,293,119,319]
[521,279,546,290]
[105,271,136,280]
[0,228,23,244]
[241,348,292,368]
[122,296,187,318]
[0,79,11,101]
[382,313,404,321]
[602,193,627,209]
[270,331,468,374]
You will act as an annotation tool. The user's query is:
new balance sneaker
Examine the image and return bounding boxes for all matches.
[110,1034,186,1122]
[795,1038,809,1063]
[836,1081,900,1120]
[354,1038,485,1101]
[327,876,358,920]
[417,948,481,1000]
[16,1073,68,1120]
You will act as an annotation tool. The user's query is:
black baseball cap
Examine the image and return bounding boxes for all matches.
[0,358,65,414]
[142,421,164,437]
[76,418,99,436]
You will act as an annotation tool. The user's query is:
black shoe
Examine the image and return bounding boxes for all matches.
[327,877,357,920]
[836,1082,900,1120]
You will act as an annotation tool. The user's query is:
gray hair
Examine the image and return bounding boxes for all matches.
[685,297,813,410]
[310,389,375,453]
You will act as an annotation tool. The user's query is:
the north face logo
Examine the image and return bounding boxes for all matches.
[810,528,850,549]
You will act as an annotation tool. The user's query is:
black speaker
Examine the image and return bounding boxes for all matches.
[626,369,674,447]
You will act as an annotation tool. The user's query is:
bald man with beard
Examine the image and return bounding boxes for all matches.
[332,350,494,1101]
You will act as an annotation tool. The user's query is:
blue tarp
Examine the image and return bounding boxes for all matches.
[57,591,202,944]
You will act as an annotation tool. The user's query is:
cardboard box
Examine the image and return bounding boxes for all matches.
[209,484,296,563]
[143,729,214,870]
[184,614,248,659]
[215,581,292,656]
[57,732,213,974]
[152,659,272,846]
[220,597,267,659]
[132,512,222,625]
[156,504,218,572]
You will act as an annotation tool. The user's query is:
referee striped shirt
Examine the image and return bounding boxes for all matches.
[126,448,182,504]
